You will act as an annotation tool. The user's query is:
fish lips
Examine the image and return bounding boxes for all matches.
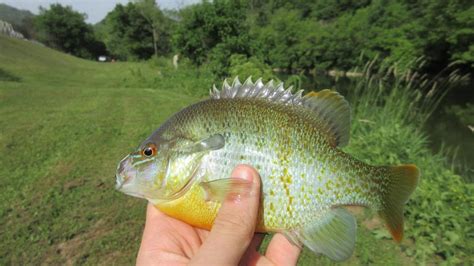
[114,153,170,200]
[115,155,136,191]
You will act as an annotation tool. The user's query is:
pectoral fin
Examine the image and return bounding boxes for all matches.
[176,134,225,154]
[293,208,356,261]
[200,178,253,202]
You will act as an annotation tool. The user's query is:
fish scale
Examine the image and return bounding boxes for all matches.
[115,77,420,261]
[162,98,382,229]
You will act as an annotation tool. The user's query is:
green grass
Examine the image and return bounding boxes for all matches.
[0,36,472,265]
[0,36,201,264]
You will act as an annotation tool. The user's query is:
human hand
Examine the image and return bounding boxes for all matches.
[136,165,301,265]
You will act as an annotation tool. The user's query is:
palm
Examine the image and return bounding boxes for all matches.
[137,204,300,265]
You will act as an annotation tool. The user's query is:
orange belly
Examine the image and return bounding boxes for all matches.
[155,184,268,232]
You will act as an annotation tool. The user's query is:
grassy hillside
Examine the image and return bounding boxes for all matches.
[0,36,471,265]
[0,36,201,264]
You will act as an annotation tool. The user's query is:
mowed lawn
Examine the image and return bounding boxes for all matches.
[0,36,198,264]
[0,36,412,265]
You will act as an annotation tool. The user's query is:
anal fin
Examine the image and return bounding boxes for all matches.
[293,208,357,261]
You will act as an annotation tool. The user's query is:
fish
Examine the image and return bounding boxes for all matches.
[115,77,420,261]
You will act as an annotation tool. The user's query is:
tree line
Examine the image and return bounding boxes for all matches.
[30,0,473,76]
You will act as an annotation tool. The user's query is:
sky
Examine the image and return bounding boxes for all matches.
[0,0,200,23]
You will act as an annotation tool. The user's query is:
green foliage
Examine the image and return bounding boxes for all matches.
[5,0,472,75]
[124,56,215,97]
[445,103,474,126]
[184,0,474,75]
[344,60,474,264]
[173,0,251,71]
[98,2,173,61]
[250,8,315,70]
[134,0,171,58]
[448,6,474,68]
[34,4,106,59]
[285,74,306,90]
[412,0,474,72]
[100,3,152,60]
[310,0,371,20]
[227,54,276,81]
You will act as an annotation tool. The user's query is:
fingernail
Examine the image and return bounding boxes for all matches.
[231,167,260,202]
[233,165,258,183]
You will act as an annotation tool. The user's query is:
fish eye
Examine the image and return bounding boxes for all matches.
[141,144,157,157]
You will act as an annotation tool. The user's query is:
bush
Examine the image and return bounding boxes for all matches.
[344,60,473,263]
[120,56,215,97]
[227,54,276,81]
[173,1,250,67]
[446,103,474,126]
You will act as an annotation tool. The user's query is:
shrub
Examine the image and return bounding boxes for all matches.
[227,54,276,81]
[120,56,215,97]
[344,60,473,263]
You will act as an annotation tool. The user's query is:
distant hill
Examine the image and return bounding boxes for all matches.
[0,3,34,25]
[0,3,35,39]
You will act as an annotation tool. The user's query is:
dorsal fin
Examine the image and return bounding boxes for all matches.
[302,90,351,147]
[210,77,305,105]
[210,77,351,147]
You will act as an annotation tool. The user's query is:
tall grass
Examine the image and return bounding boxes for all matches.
[344,59,473,264]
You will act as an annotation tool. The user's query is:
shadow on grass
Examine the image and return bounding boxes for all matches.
[0,68,21,82]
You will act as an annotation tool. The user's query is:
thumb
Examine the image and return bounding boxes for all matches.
[190,165,261,265]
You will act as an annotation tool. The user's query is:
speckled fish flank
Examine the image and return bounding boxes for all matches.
[115,77,420,261]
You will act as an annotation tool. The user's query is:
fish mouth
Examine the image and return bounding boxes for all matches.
[115,155,134,191]
[115,174,125,190]
[115,154,161,200]
[115,172,143,198]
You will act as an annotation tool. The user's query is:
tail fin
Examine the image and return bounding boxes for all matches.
[379,164,420,242]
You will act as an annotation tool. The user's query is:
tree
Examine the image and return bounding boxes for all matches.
[173,0,251,66]
[134,0,164,57]
[34,4,106,59]
[122,0,472,75]
[102,3,154,60]
[99,2,172,60]
[448,6,474,68]
[403,0,474,73]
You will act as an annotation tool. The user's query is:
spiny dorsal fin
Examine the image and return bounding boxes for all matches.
[302,90,351,147]
[210,77,304,105]
[210,77,351,147]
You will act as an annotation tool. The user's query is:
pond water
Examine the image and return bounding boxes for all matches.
[425,80,474,179]
[278,72,474,179]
